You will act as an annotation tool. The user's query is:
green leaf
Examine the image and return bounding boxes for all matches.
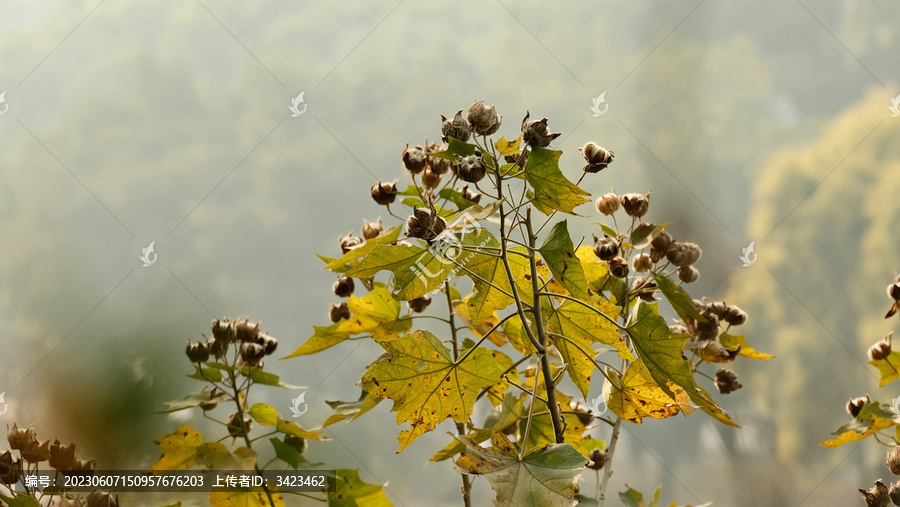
[538,221,590,300]
[240,366,304,389]
[321,389,384,428]
[328,469,393,507]
[322,226,403,272]
[651,273,706,323]
[269,437,322,470]
[619,486,663,507]
[276,419,329,441]
[523,147,590,215]
[626,301,738,427]
[195,442,257,470]
[870,351,900,387]
[453,432,587,507]
[187,364,223,382]
[630,222,672,250]
[0,493,41,507]
[360,330,505,451]
[249,403,279,426]
[283,321,351,358]
[158,387,229,413]
[344,244,426,278]
[430,137,478,160]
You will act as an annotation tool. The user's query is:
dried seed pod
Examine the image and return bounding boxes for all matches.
[632,253,653,273]
[684,242,702,265]
[650,230,673,252]
[859,480,890,507]
[71,459,96,472]
[889,279,900,301]
[285,435,308,454]
[257,334,278,355]
[362,218,383,240]
[722,305,748,326]
[649,247,663,263]
[185,340,210,363]
[633,276,658,302]
[461,184,482,204]
[708,300,729,319]
[329,301,351,323]
[421,166,442,190]
[333,276,355,298]
[7,423,36,452]
[505,150,528,168]
[521,111,561,148]
[402,143,428,174]
[49,440,77,471]
[888,446,900,475]
[669,323,690,335]
[592,234,619,261]
[226,413,252,438]
[846,395,870,418]
[869,332,893,361]
[240,342,266,367]
[441,110,471,143]
[595,192,620,215]
[620,192,650,219]
[581,142,615,173]
[199,387,220,411]
[701,341,740,363]
[212,318,236,343]
[21,438,51,463]
[457,152,487,183]
[889,481,900,505]
[587,449,606,471]
[339,232,364,254]
[409,294,432,313]
[0,450,20,485]
[607,256,629,278]
[568,400,594,426]
[714,369,742,394]
[427,142,452,175]
[235,318,260,343]
[371,181,398,205]
[207,336,228,360]
[467,99,502,136]
[666,242,701,267]
[84,492,119,507]
[677,265,700,283]
[406,207,446,241]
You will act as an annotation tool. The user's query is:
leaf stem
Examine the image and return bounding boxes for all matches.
[444,280,473,507]
[598,416,622,507]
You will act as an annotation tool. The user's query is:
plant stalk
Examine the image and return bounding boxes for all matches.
[445,280,473,507]
[598,416,622,507]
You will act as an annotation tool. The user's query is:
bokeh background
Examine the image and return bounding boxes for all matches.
[1,1,900,505]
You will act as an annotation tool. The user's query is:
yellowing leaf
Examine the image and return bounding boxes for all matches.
[456,298,507,346]
[538,221,590,300]
[604,360,691,423]
[719,333,773,360]
[341,284,411,341]
[502,314,538,355]
[322,226,403,272]
[465,244,533,325]
[523,147,590,215]
[150,425,204,473]
[210,488,285,507]
[196,443,257,470]
[322,389,384,428]
[495,135,522,157]
[524,391,592,454]
[360,330,505,451]
[453,432,587,507]
[626,302,738,427]
[276,419,329,441]
[283,321,351,358]
[248,403,278,426]
[328,469,393,507]
[821,415,897,448]
[870,350,900,387]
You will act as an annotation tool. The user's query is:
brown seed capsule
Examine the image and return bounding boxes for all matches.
[887,446,900,475]
[409,294,432,313]
[234,318,260,343]
[581,142,615,173]
[521,112,561,148]
[407,207,447,241]
[650,230,673,252]
[569,400,594,426]
[339,232,364,254]
[49,439,77,471]
[702,341,740,363]
[427,142,452,175]
[846,395,870,418]
[587,449,606,471]
[677,265,700,283]
[592,234,619,261]
[207,336,228,360]
[715,369,742,394]
[71,459,96,472]
[461,184,482,204]
[708,300,729,319]
[240,342,266,367]
[620,192,650,219]
[607,256,629,278]
[666,242,701,267]
[859,480,890,507]
[722,305,748,326]
[285,435,308,454]
[7,423,36,452]
[22,438,51,463]
[890,481,900,506]
[256,333,278,355]
[457,152,487,183]
[212,318,236,344]
[226,413,252,439]
[441,110,471,143]
[199,387,220,411]
[595,193,620,215]
[669,323,690,335]
[362,218,383,240]
[85,492,119,507]
[632,253,653,273]
[869,332,893,361]
[402,143,428,174]
[467,99,502,136]
[185,340,210,363]
[888,280,900,301]
[421,166,442,190]
[370,181,398,206]
[333,276,355,298]
[329,301,351,323]
[649,247,663,263]
[505,150,529,168]
[0,450,20,485]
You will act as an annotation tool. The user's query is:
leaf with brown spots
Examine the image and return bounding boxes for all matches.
[603,360,692,424]
[360,330,505,452]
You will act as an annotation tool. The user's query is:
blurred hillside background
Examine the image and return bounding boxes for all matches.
[1,0,899,505]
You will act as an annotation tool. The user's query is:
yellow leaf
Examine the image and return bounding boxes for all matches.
[719,333,773,360]
[456,299,507,346]
[821,415,897,447]
[329,469,392,507]
[276,419,329,441]
[360,330,505,451]
[604,360,691,424]
[150,425,204,473]
[870,351,900,387]
[494,135,522,157]
[248,403,278,426]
